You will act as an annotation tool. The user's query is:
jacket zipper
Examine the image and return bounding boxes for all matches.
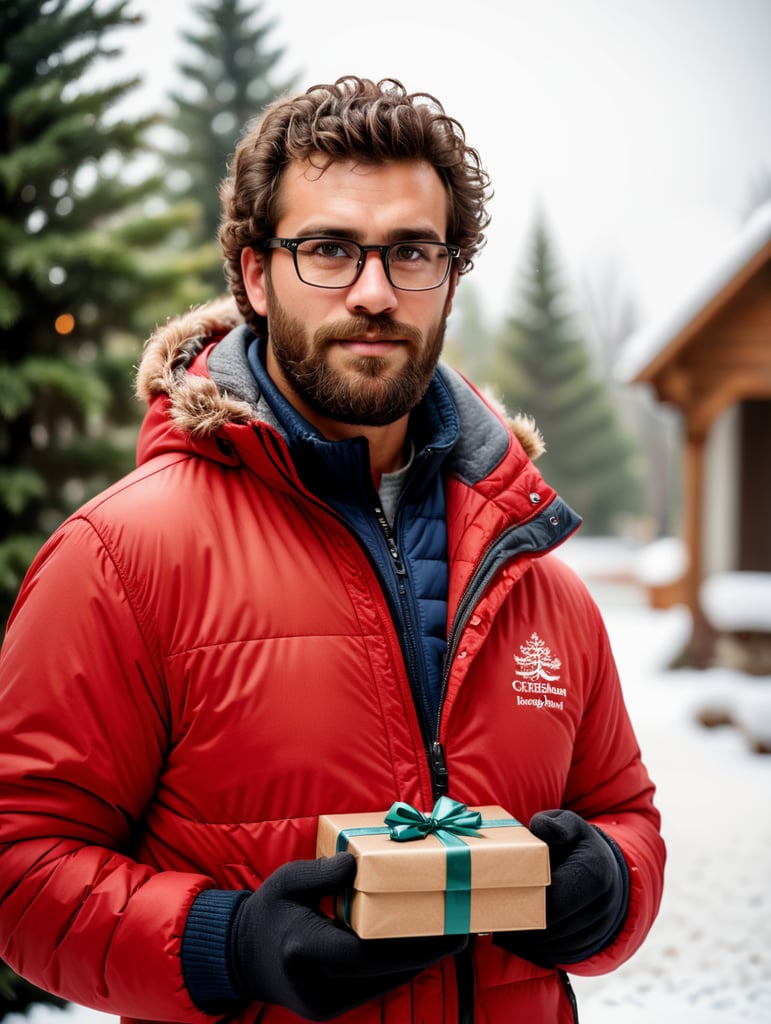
[559,971,580,1022]
[431,499,578,798]
[431,518,578,1024]
[430,524,528,797]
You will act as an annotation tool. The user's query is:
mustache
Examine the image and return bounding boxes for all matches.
[314,315,423,346]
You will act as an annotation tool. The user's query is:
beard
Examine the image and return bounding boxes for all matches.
[264,282,449,427]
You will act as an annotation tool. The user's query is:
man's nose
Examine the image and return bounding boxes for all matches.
[345,251,398,315]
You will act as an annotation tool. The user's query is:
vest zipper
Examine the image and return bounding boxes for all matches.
[373,504,408,577]
[372,502,438,748]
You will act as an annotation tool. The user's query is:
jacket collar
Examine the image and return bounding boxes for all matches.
[242,333,460,507]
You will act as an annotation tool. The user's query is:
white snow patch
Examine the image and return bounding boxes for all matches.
[636,537,688,586]
[701,572,771,633]
[556,535,642,582]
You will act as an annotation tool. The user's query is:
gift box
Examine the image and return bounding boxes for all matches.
[316,797,550,939]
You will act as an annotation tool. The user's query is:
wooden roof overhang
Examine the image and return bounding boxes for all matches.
[633,236,771,438]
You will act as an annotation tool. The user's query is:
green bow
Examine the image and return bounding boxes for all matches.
[384,796,483,842]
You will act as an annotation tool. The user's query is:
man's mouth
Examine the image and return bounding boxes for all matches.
[336,337,406,356]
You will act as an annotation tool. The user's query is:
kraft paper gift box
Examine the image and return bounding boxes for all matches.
[316,798,550,939]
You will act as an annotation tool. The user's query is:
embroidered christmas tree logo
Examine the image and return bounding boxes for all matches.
[514,632,562,682]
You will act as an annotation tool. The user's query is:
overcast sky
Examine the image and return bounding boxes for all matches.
[117,0,771,335]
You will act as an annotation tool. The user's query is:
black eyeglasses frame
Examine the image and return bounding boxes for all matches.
[262,236,460,292]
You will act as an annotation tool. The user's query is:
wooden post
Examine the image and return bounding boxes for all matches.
[683,427,714,665]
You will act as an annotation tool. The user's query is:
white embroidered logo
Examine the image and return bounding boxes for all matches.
[512,633,567,710]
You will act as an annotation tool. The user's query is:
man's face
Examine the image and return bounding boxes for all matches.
[241,158,457,430]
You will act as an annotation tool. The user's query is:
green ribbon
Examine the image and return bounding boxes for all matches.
[335,797,521,934]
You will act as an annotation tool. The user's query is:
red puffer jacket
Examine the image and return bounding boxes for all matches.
[0,299,664,1024]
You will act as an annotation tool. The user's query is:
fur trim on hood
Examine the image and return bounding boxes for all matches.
[509,411,545,462]
[482,390,546,462]
[135,296,255,438]
[135,296,546,460]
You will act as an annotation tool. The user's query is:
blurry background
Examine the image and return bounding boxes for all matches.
[1,0,770,1016]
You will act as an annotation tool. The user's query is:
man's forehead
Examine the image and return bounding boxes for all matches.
[274,156,450,232]
[280,154,443,185]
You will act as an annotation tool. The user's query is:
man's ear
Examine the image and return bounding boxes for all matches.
[241,247,268,317]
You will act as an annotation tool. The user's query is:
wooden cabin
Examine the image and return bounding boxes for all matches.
[617,202,771,667]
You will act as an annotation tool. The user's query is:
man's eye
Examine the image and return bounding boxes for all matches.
[308,241,355,259]
[392,244,428,263]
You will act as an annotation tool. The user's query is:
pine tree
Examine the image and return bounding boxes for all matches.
[492,216,643,535]
[0,0,213,1009]
[166,0,297,290]
[0,0,210,626]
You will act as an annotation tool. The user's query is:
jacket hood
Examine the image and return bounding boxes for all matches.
[135,296,546,462]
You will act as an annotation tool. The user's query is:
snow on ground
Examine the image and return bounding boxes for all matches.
[7,540,771,1024]
[565,558,771,1023]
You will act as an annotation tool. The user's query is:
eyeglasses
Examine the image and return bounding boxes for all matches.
[264,237,460,291]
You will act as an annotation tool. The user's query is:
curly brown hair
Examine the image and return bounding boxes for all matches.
[219,76,492,333]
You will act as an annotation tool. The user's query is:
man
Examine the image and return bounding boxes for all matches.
[0,77,664,1023]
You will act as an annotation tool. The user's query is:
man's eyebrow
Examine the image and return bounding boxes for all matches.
[388,228,444,243]
[292,226,445,243]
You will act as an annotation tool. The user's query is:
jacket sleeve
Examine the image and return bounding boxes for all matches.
[558,591,666,975]
[0,516,214,1021]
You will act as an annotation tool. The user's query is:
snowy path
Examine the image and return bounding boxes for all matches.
[6,579,771,1024]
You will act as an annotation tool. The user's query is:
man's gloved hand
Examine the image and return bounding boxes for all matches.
[494,809,629,967]
[229,852,468,1020]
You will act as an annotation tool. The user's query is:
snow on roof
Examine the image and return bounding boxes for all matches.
[615,200,771,383]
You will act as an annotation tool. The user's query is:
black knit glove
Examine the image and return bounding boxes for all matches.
[494,809,629,967]
[229,853,467,1020]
